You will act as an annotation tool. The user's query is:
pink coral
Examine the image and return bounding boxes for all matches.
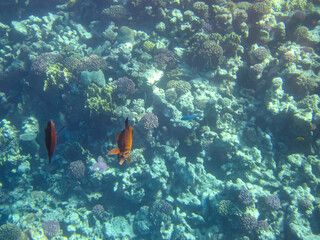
[92,156,107,172]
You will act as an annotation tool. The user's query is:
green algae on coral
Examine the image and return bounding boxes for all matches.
[85,83,114,117]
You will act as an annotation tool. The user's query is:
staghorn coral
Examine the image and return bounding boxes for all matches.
[85,83,114,117]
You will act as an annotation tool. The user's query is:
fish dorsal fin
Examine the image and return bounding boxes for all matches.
[116,132,121,142]
[56,126,65,136]
[125,117,129,129]
[108,148,120,155]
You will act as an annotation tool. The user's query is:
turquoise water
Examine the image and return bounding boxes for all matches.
[0,0,320,239]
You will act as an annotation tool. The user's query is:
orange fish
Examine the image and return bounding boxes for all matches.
[108,117,133,165]
[45,120,65,164]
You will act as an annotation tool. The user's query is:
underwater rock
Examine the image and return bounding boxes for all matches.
[19,116,39,141]
[11,20,28,36]
[81,70,106,87]
[133,206,152,236]
[104,216,135,239]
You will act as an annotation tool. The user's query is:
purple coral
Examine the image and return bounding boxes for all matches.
[140,113,159,130]
[31,52,63,77]
[42,220,60,238]
[92,204,105,216]
[257,220,269,232]
[154,49,177,70]
[240,215,258,232]
[238,189,253,206]
[116,76,136,95]
[69,160,85,179]
[252,46,269,62]
[92,156,107,172]
[264,194,281,210]
[81,54,107,72]
[158,200,173,215]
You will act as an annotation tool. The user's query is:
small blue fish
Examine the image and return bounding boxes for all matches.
[181,114,199,121]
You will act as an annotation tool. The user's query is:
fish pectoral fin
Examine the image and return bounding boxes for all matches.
[126,156,131,164]
[108,148,120,155]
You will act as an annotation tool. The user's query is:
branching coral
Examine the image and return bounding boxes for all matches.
[85,83,114,117]
[44,63,71,91]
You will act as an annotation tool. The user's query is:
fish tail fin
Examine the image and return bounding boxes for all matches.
[126,156,131,164]
[119,158,125,165]
[108,148,120,155]
[57,126,65,135]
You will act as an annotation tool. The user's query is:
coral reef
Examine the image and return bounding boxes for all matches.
[0,0,320,239]
[0,223,24,240]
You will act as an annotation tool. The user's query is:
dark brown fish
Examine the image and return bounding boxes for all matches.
[45,120,64,164]
[108,117,133,165]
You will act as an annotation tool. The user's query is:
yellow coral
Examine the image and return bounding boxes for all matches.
[85,83,114,117]
[284,0,308,11]
[43,64,72,91]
